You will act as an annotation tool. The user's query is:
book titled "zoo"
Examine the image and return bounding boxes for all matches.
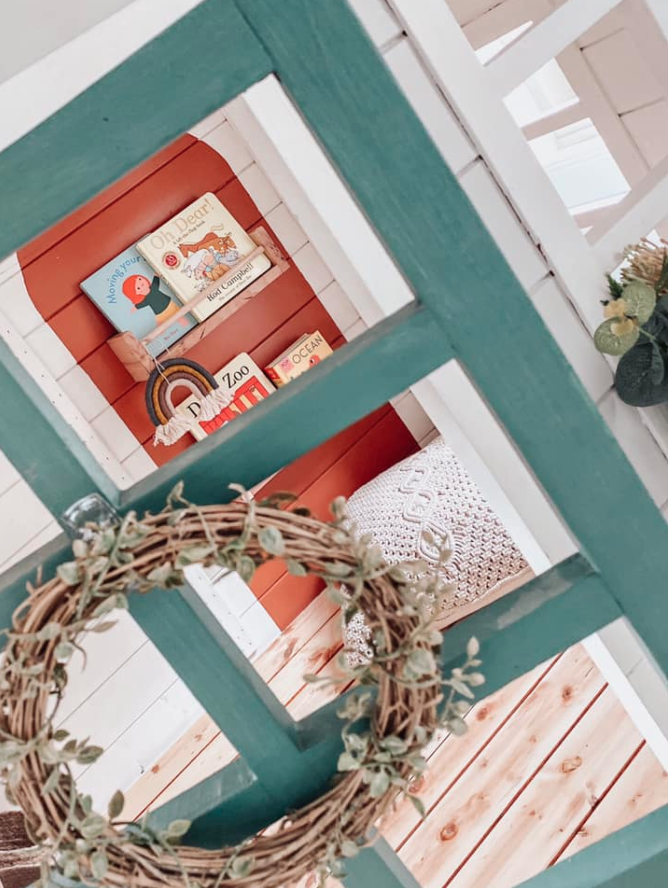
[136,192,271,322]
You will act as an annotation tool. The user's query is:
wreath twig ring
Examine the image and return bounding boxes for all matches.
[0,484,483,888]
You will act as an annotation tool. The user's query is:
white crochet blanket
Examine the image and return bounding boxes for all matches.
[343,437,527,662]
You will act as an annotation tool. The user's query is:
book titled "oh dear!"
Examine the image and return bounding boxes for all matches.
[136,193,271,322]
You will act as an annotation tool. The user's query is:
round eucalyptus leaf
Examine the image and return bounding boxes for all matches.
[594,318,639,356]
[622,280,656,323]
[615,343,668,406]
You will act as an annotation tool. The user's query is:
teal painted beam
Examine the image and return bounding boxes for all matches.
[234,0,668,681]
[0,0,272,258]
[516,801,668,887]
[121,302,451,515]
[298,554,616,750]
[0,533,71,638]
[147,759,278,848]
[129,581,336,810]
[0,338,118,518]
[344,839,422,888]
[146,556,618,837]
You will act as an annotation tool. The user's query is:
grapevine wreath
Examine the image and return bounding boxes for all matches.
[0,484,483,888]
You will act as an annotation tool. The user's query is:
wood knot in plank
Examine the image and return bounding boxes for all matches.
[408,777,425,795]
[439,822,458,842]
[560,755,582,773]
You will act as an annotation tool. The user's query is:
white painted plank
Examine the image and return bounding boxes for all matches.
[226,77,414,326]
[463,0,537,51]
[25,323,77,379]
[91,406,142,464]
[121,446,157,483]
[346,0,402,49]
[521,102,585,141]
[240,600,280,657]
[56,611,148,724]
[0,0,203,152]
[0,307,130,488]
[597,389,668,506]
[77,680,204,811]
[184,564,255,657]
[0,266,44,336]
[0,481,54,564]
[588,154,668,269]
[530,276,612,402]
[557,43,649,187]
[384,38,477,176]
[317,281,362,336]
[292,242,334,294]
[237,163,281,216]
[201,119,254,175]
[389,0,610,333]
[0,519,60,572]
[391,391,436,444]
[265,203,308,256]
[488,0,626,98]
[623,100,668,168]
[459,160,548,292]
[583,28,663,116]
[411,369,567,571]
[59,365,109,422]
[187,109,226,140]
[60,642,177,759]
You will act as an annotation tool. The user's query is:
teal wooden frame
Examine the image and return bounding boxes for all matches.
[1,0,667,884]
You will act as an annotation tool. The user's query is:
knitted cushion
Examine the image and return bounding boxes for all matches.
[343,437,528,663]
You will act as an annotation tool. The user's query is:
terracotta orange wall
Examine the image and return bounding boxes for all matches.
[18,133,418,628]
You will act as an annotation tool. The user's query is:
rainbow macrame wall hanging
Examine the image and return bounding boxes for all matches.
[145,358,233,446]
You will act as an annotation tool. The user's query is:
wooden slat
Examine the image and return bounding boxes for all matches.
[559,743,668,859]
[397,646,604,887]
[521,104,586,141]
[447,689,642,888]
[514,803,668,886]
[487,0,625,98]
[381,655,556,849]
[0,0,271,258]
[588,153,668,268]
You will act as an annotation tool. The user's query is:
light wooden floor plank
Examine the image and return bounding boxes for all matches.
[397,646,604,888]
[558,742,668,860]
[447,688,643,888]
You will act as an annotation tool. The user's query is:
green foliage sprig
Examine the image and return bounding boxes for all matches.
[595,241,668,406]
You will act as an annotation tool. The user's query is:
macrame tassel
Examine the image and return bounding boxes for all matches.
[152,387,234,447]
[197,386,234,420]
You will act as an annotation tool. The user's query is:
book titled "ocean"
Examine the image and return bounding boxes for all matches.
[81,247,197,358]
[136,193,271,322]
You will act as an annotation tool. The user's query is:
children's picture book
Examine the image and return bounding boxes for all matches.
[265,330,333,386]
[176,353,276,441]
[81,247,197,358]
[136,193,272,322]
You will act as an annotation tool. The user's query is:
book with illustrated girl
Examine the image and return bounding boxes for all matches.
[136,192,271,322]
[80,247,197,358]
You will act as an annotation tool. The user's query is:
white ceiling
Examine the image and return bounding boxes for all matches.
[0,0,137,84]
